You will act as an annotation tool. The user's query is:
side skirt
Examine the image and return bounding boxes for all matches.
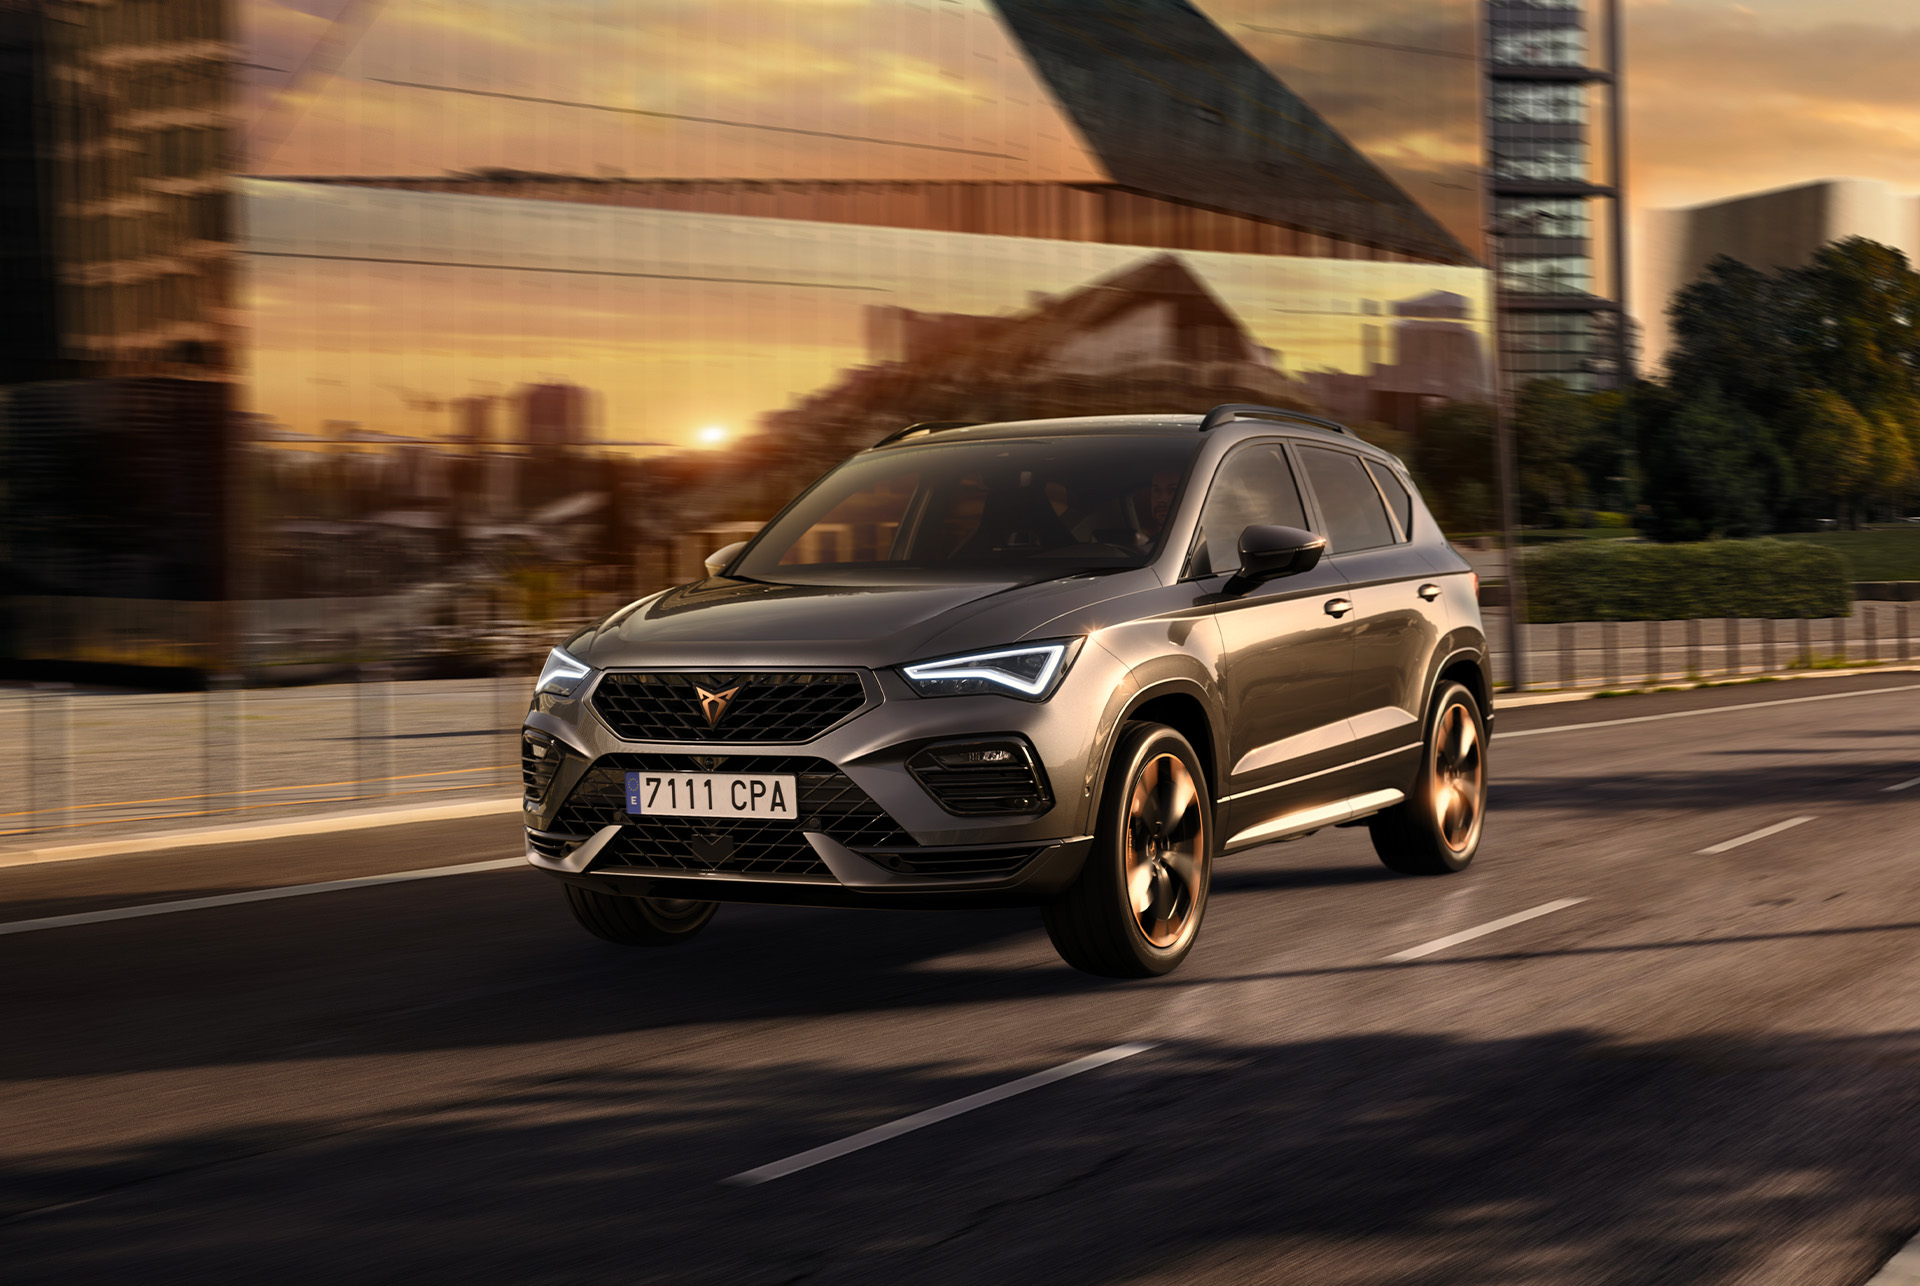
[1222,788,1405,853]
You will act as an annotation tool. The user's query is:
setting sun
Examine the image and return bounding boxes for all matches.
[696,425,730,447]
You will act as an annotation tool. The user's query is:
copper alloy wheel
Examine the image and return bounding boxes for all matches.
[1124,752,1207,949]
[1431,700,1484,853]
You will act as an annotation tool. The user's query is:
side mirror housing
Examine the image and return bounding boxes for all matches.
[1224,525,1326,596]
[703,541,748,579]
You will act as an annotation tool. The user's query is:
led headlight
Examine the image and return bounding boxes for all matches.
[900,638,1082,701]
[535,646,595,697]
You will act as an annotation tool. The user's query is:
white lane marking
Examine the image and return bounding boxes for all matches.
[1885,776,1920,793]
[1866,1229,1920,1285]
[1384,898,1588,962]
[1697,816,1814,855]
[723,1043,1155,1187]
[0,859,526,938]
[1496,683,1920,741]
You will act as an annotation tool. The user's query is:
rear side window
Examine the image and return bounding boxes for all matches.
[1189,442,1307,576]
[1297,446,1396,553]
[1366,460,1415,539]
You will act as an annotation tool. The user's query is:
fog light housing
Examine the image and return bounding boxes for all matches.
[907,737,1052,816]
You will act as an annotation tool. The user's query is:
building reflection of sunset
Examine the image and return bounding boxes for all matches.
[242,183,1490,452]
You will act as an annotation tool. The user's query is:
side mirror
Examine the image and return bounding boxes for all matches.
[1225,524,1325,596]
[703,541,747,579]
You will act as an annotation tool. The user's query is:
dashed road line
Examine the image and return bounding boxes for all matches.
[0,858,526,937]
[1384,898,1588,962]
[1885,776,1920,793]
[723,1043,1155,1187]
[1697,816,1814,856]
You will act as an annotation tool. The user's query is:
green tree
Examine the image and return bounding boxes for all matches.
[1793,386,1875,523]
[1510,379,1594,524]
[1635,383,1768,541]
[1412,401,1497,534]
[1657,237,1920,531]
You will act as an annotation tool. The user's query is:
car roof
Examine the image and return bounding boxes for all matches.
[868,412,1404,467]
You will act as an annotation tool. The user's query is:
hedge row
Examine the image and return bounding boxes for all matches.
[1523,539,1853,623]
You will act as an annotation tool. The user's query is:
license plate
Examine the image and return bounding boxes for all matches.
[625,771,798,820]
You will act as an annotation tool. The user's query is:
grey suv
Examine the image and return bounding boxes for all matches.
[523,406,1490,977]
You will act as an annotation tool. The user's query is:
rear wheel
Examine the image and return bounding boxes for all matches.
[1369,680,1487,875]
[562,884,718,946]
[1044,723,1213,978]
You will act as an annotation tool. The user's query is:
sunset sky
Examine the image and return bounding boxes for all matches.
[1625,0,1920,212]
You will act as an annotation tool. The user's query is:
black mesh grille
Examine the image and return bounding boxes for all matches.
[550,754,913,878]
[592,672,868,742]
[522,730,562,801]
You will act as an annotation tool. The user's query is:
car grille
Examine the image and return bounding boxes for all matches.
[549,753,913,878]
[591,671,868,743]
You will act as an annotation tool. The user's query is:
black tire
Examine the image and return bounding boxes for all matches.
[562,884,718,946]
[1044,722,1214,978]
[1369,680,1488,875]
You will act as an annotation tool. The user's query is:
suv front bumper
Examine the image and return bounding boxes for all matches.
[520,648,1134,907]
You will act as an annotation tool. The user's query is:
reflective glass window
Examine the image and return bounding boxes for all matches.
[1492,140,1587,181]
[1189,441,1307,576]
[1492,27,1586,66]
[1298,446,1395,553]
[1492,83,1587,124]
[1366,461,1415,539]
[735,436,1201,581]
[1498,255,1592,295]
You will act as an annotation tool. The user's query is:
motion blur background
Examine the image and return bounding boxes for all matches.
[0,0,1644,841]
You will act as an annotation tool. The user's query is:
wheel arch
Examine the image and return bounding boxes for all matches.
[1089,677,1224,833]
[1423,636,1493,730]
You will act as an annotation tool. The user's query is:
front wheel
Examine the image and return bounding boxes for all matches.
[562,884,718,946]
[1369,680,1487,875]
[1044,722,1214,978]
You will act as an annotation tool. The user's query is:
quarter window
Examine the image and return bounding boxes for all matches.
[1188,443,1307,577]
[1366,460,1415,539]
[1297,446,1396,553]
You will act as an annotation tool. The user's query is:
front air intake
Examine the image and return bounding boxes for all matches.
[522,729,562,801]
[907,737,1052,816]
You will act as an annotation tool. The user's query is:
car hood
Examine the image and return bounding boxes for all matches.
[568,569,1161,669]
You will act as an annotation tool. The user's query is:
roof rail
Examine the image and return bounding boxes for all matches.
[1198,403,1351,437]
[873,420,978,447]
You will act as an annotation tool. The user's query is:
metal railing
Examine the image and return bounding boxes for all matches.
[3,671,529,845]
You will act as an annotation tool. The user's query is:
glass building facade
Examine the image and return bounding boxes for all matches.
[1486,0,1627,392]
[5,0,1497,667]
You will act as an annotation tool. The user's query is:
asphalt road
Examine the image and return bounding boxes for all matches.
[4,674,1920,1284]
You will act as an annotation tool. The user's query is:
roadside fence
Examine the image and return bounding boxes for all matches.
[1483,603,1919,690]
[2,671,529,846]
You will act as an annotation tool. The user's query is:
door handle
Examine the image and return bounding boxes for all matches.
[1418,583,1441,601]
[1324,597,1353,618]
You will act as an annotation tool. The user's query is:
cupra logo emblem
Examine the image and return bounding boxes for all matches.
[695,683,742,727]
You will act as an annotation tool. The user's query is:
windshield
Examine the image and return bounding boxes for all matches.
[730,435,1201,584]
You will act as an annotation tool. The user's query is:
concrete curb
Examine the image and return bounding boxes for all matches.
[0,796,523,871]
